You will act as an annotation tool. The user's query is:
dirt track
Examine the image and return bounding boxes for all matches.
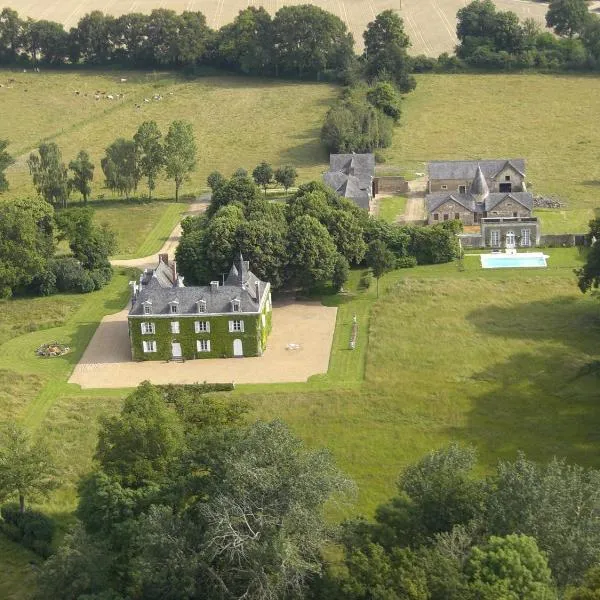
[69,300,338,388]
[9,0,549,56]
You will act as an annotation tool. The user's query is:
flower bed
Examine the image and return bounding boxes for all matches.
[35,342,70,358]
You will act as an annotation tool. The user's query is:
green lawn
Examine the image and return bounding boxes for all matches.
[377,195,407,223]
[387,73,600,233]
[0,69,336,202]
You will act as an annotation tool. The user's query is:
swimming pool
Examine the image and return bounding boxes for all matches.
[480,252,549,269]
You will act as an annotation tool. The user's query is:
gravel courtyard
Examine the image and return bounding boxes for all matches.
[69,300,338,388]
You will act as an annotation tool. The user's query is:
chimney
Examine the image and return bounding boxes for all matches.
[255,281,260,303]
[171,260,177,286]
[210,281,219,292]
[159,253,169,265]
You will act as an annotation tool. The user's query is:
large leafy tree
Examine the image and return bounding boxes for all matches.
[547,0,590,37]
[216,7,273,74]
[252,161,273,197]
[27,142,70,208]
[465,534,557,599]
[24,19,69,64]
[0,8,23,63]
[101,138,140,198]
[274,164,297,195]
[177,11,211,65]
[112,12,151,64]
[287,214,338,288]
[69,150,94,203]
[71,10,115,64]
[0,421,58,513]
[134,121,164,200]
[0,139,14,192]
[271,5,354,77]
[164,120,196,201]
[208,174,261,217]
[363,10,415,92]
[576,219,600,292]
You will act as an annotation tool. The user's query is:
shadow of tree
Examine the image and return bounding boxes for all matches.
[466,295,600,355]
[447,348,600,470]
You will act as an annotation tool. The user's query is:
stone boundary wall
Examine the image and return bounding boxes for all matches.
[374,176,409,195]
[539,234,587,247]
[458,234,483,247]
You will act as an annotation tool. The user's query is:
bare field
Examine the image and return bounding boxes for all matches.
[7,0,549,56]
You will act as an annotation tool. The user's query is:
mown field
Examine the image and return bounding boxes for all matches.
[387,73,600,234]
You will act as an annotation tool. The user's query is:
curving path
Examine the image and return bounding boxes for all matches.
[111,193,210,271]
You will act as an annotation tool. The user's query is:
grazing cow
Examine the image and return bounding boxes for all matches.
[120,78,127,83]
[107,95,114,100]
[144,98,150,103]
[95,94,100,100]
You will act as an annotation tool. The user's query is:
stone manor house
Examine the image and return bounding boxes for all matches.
[128,254,272,361]
[426,159,540,248]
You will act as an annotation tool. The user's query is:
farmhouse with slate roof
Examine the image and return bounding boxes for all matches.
[426,159,540,248]
[128,253,272,361]
[323,153,375,211]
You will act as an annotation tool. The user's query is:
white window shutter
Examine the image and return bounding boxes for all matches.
[207,322,211,333]
[207,340,211,352]
[228,320,233,332]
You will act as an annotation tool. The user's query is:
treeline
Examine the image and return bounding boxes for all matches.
[6,383,600,599]
[0,5,354,79]
[176,172,460,293]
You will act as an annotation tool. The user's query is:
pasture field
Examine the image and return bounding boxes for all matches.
[0,68,336,202]
[6,0,549,56]
[388,73,600,234]
[1,248,600,597]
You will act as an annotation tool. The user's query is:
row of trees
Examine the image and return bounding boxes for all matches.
[176,172,459,293]
[0,6,355,79]
[321,11,413,154]
[10,384,600,599]
[452,0,600,70]
[0,198,115,297]
[102,120,196,201]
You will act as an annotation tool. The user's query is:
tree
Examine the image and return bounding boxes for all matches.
[565,565,600,599]
[164,120,196,201]
[466,534,557,599]
[134,121,164,199]
[547,0,589,37]
[95,381,185,487]
[486,454,600,587]
[112,12,151,64]
[216,7,273,74]
[24,19,69,64]
[365,239,395,297]
[177,11,211,65]
[367,81,402,122]
[71,11,115,64]
[287,215,338,289]
[332,254,349,292]
[252,161,273,197]
[28,142,70,208]
[69,150,94,203]
[271,5,354,77]
[208,174,261,217]
[207,170,225,192]
[0,421,58,513]
[363,11,415,92]
[101,138,139,198]
[274,165,297,195]
[0,8,23,64]
[576,220,600,292]
[0,199,53,297]
[0,139,14,192]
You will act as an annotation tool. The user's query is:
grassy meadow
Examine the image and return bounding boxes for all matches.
[377,195,407,223]
[386,73,600,234]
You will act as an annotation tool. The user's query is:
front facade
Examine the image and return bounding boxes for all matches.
[425,158,540,247]
[323,153,375,211]
[128,254,272,361]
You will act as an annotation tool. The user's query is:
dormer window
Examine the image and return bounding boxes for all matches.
[231,299,241,313]
[168,299,179,314]
[197,299,207,313]
[142,300,152,315]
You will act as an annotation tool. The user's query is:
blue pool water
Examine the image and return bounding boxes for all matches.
[480,253,548,269]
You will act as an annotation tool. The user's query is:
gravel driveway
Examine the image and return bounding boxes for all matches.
[69,300,337,388]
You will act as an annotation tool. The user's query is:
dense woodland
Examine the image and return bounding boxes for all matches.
[2,382,600,599]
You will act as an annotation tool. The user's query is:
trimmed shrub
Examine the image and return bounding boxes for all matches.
[50,258,95,293]
[1,504,55,557]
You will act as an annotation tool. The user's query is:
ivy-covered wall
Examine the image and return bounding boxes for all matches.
[129,306,271,361]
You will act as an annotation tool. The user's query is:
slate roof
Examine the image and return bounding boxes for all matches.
[324,153,374,210]
[470,165,489,199]
[129,254,268,316]
[426,191,534,214]
[428,159,526,181]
